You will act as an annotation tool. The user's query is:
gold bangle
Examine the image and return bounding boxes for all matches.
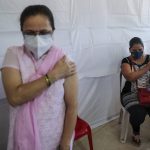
[45,74,51,87]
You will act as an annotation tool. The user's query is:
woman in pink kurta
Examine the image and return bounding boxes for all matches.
[1,5,78,150]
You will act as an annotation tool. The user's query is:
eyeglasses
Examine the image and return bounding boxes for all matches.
[23,30,52,36]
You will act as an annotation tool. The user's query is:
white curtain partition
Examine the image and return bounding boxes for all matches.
[1,0,150,127]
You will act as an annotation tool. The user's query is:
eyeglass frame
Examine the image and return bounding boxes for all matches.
[22,30,53,36]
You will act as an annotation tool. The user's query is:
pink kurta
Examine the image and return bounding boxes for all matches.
[2,46,74,150]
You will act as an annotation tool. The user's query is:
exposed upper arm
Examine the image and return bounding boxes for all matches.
[63,74,78,107]
[121,63,133,80]
[1,67,22,105]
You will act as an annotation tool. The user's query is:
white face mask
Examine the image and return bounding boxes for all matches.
[24,34,53,59]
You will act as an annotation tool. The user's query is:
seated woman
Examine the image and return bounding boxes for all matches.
[1,5,78,150]
[121,37,150,145]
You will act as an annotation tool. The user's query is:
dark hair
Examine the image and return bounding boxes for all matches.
[129,37,144,48]
[20,5,55,31]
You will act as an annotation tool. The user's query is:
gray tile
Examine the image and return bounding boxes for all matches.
[73,117,150,150]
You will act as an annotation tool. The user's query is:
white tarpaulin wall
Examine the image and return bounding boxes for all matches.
[1,0,150,127]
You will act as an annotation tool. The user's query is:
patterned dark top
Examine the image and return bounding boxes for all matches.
[121,55,150,109]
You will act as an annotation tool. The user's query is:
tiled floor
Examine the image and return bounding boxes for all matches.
[73,116,150,150]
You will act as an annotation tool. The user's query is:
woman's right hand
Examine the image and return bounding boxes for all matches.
[47,56,76,82]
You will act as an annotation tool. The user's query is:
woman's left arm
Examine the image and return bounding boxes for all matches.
[60,74,78,150]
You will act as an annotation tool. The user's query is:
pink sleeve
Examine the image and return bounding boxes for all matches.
[2,47,19,70]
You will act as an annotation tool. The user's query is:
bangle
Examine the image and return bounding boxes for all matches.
[44,74,51,87]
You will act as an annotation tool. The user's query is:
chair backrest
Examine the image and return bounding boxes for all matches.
[120,72,126,97]
[75,116,90,140]
[75,116,94,150]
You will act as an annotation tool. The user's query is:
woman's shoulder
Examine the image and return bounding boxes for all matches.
[121,57,131,64]
[146,54,150,59]
[52,45,74,60]
[6,45,24,55]
[2,45,24,70]
[51,45,66,58]
[52,45,64,53]
[143,54,150,64]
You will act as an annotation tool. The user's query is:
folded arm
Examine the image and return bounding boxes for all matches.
[121,62,150,81]
[1,67,52,106]
[1,56,76,107]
